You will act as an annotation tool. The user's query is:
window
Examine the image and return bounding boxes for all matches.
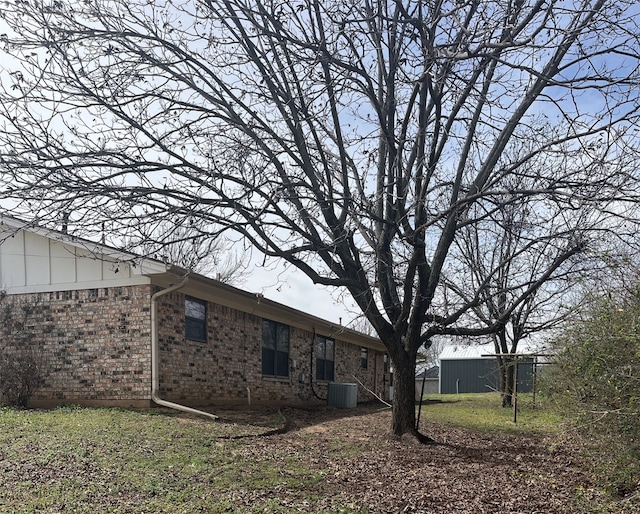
[262,320,290,377]
[316,336,335,381]
[185,296,207,341]
[360,347,369,370]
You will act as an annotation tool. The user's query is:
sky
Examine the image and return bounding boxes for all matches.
[242,257,363,328]
[2,1,638,335]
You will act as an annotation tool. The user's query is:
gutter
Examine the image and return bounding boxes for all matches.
[150,274,219,420]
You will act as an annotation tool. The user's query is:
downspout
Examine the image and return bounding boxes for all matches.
[151,275,218,420]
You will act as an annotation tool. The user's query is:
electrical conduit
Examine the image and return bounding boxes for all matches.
[151,275,218,420]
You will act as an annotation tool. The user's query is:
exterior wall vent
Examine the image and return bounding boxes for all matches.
[327,382,357,408]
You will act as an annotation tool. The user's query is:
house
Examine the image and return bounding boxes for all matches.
[439,343,535,394]
[0,215,388,409]
[415,364,439,398]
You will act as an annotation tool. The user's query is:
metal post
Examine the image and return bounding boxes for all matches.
[512,357,518,424]
[416,369,428,431]
[532,358,538,409]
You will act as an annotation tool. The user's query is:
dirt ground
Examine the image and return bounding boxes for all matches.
[214,403,632,514]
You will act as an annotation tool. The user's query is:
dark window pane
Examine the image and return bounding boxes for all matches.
[262,348,275,376]
[262,320,290,377]
[316,359,325,380]
[185,297,207,341]
[277,325,289,352]
[262,320,276,350]
[276,350,289,377]
[185,318,206,341]
[315,336,335,381]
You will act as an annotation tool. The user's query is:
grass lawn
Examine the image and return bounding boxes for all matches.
[0,406,305,513]
[0,398,635,513]
[417,392,564,434]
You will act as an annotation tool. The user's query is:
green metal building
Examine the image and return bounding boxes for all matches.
[439,343,535,394]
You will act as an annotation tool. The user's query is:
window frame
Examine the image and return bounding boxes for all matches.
[261,319,290,378]
[185,296,207,342]
[315,335,335,382]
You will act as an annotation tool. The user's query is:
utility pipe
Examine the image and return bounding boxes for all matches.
[151,275,218,420]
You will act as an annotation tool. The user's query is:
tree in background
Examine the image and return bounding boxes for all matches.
[443,171,594,407]
[1,0,640,439]
[124,220,247,285]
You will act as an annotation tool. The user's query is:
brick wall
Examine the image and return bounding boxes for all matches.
[0,286,388,408]
[156,291,388,406]
[0,286,152,407]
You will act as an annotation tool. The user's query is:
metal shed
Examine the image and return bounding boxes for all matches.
[438,343,535,394]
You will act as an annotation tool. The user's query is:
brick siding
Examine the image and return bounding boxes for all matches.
[156,291,387,406]
[1,286,388,408]
[0,286,152,407]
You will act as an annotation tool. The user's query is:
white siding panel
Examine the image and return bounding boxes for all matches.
[50,241,76,284]
[76,248,103,282]
[0,230,26,288]
[1,221,159,293]
[25,231,51,285]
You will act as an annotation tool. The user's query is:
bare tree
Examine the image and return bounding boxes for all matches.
[443,171,598,407]
[123,220,248,285]
[1,0,639,439]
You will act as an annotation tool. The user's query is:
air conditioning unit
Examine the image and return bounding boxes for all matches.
[327,383,357,408]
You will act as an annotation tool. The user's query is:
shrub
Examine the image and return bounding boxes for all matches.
[0,292,45,407]
[0,349,43,407]
[543,288,640,497]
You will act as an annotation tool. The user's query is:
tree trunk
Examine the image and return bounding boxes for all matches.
[391,361,417,436]
[494,331,514,408]
[390,350,434,443]
[499,357,515,408]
